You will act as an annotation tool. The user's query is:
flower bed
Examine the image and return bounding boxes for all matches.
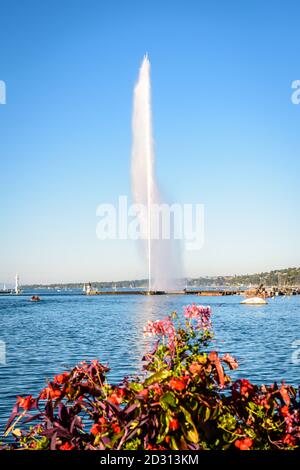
[2,305,300,450]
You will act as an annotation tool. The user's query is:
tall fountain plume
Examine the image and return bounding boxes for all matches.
[131,55,182,291]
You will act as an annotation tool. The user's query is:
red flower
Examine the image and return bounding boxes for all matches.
[109,393,121,405]
[169,418,180,431]
[138,388,149,399]
[280,405,289,417]
[54,372,69,385]
[235,438,253,450]
[93,416,107,434]
[146,444,167,450]
[169,377,187,392]
[283,434,296,446]
[111,423,121,434]
[151,383,163,397]
[90,423,101,436]
[16,395,35,411]
[109,388,126,405]
[60,442,75,451]
[240,379,254,397]
[91,417,108,435]
[39,385,61,400]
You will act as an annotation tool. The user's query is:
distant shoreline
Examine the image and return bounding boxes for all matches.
[20,267,300,290]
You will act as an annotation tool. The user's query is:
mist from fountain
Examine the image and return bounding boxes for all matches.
[131,55,183,291]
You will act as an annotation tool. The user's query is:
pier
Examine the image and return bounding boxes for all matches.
[86,287,300,296]
[87,289,245,296]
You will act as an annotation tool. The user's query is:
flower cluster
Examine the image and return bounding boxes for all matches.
[143,318,176,345]
[3,305,300,451]
[183,304,211,330]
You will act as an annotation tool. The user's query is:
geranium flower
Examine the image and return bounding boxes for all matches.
[240,379,254,397]
[235,437,253,450]
[60,442,75,450]
[16,395,35,411]
[169,418,180,431]
[169,377,187,392]
[108,387,126,405]
[137,388,149,400]
[111,423,121,434]
[146,444,167,450]
[282,433,296,446]
[39,385,61,400]
[90,423,101,436]
[91,417,107,434]
[280,405,289,417]
[53,372,69,385]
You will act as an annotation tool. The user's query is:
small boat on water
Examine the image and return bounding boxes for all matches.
[240,283,268,304]
[31,295,41,302]
[240,297,267,305]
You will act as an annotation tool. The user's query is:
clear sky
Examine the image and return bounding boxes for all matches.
[0,0,299,284]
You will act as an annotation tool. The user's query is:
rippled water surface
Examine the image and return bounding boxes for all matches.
[0,292,299,432]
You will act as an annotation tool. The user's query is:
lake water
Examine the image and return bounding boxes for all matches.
[0,291,300,433]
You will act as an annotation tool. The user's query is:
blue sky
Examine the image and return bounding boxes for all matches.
[0,0,299,284]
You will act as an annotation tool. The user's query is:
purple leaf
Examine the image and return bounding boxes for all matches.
[124,403,139,415]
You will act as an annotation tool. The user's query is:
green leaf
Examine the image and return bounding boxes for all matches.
[144,370,171,386]
[204,407,211,422]
[157,415,169,444]
[160,392,177,409]
[180,406,199,443]
[170,436,180,450]
[128,382,143,392]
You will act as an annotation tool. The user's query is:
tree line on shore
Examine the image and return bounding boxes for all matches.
[24,267,300,290]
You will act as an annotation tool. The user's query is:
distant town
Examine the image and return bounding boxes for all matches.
[23,267,300,289]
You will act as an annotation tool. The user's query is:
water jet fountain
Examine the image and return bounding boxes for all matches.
[131,55,182,293]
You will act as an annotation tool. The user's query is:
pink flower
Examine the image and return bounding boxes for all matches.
[281,408,299,433]
[183,304,212,330]
[144,318,175,340]
[144,318,176,352]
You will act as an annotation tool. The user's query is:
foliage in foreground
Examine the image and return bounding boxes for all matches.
[2,304,300,450]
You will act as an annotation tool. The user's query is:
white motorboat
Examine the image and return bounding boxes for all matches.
[240,297,267,305]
